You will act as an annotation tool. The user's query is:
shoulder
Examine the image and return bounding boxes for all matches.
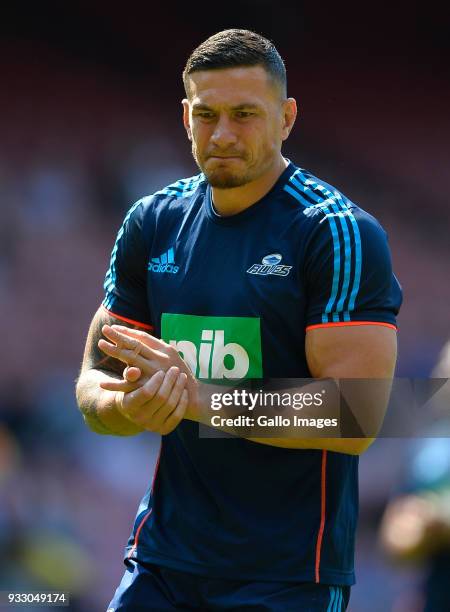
[133,172,207,220]
[111,173,207,244]
[283,165,388,241]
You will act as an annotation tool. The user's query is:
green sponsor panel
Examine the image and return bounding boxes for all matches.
[161,313,262,380]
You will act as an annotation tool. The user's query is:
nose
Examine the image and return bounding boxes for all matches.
[210,114,238,149]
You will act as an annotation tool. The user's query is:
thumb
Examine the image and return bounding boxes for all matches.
[124,366,142,382]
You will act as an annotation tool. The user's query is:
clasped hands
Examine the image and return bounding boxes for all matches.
[98,325,198,435]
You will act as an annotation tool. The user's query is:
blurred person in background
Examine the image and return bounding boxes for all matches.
[76,29,401,611]
[379,340,450,612]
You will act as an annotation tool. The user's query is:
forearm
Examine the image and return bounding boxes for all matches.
[185,381,373,455]
[76,369,144,436]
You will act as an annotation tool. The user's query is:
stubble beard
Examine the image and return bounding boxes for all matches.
[203,167,252,189]
[192,143,255,189]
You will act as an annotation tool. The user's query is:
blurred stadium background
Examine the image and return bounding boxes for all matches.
[0,2,449,610]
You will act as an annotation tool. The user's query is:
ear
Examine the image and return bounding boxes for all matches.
[182,99,192,141]
[281,97,297,141]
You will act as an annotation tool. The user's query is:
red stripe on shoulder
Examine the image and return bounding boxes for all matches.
[306,321,397,332]
[101,305,153,330]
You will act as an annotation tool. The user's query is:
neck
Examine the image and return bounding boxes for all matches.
[211,155,288,216]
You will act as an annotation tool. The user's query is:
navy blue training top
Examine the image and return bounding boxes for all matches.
[102,162,402,585]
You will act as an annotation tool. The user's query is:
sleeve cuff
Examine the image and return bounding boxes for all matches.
[306,321,397,332]
[101,305,154,330]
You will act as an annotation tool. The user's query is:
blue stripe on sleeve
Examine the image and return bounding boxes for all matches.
[287,172,342,323]
[103,199,142,304]
[322,212,342,323]
[331,204,352,319]
[283,184,308,206]
[103,173,206,310]
[155,173,205,198]
[344,214,362,320]
[284,168,364,325]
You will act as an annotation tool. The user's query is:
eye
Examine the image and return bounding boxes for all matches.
[234,111,255,119]
[195,111,215,120]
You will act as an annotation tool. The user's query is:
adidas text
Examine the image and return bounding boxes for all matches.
[149,262,179,274]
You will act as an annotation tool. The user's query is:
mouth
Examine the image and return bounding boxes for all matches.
[207,155,243,160]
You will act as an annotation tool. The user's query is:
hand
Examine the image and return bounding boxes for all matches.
[110,366,188,435]
[98,324,200,419]
[380,494,445,560]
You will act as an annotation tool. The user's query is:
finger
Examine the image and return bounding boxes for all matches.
[100,378,142,393]
[111,325,168,351]
[145,367,182,429]
[153,366,181,408]
[119,371,166,418]
[124,366,142,382]
[99,331,168,366]
[98,337,140,365]
[159,389,188,435]
[98,338,165,373]
[166,372,187,412]
[102,325,155,361]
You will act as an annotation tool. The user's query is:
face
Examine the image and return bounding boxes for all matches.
[182,65,296,188]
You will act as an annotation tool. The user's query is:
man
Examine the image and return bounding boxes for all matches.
[76,29,402,611]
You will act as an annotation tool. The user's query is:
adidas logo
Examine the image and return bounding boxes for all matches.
[148,247,179,274]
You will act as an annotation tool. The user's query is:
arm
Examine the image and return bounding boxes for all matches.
[251,203,401,452]
[248,324,397,453]
[98,323,397,453]
[76,306,146,435]
[76,307,188,436]
[77,195,188,437]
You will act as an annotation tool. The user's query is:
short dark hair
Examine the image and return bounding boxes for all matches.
[183,29,287,98]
